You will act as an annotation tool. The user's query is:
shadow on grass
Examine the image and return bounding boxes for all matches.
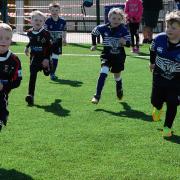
[95,102,152,122]
[0,168,33,180]
[70,43,102,52]
[34,99,70,117]
[50,78,83,87]
[127,52,150,60]
[164,135,180,144]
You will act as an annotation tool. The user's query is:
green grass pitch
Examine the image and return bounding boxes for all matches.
[0,43,180,180]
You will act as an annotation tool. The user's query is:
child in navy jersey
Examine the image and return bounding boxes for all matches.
[24,10,52,106]
[90,8,131,104]
[0,23,22,131]
[45,2,67,80]
[149,11,180,137]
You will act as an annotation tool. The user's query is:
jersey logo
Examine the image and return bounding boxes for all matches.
[157,47,163,53]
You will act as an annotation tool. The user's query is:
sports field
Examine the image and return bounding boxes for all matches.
[0,43,180,180]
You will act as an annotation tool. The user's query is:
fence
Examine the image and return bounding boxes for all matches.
[0,0,177,43]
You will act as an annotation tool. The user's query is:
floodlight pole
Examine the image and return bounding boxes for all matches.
[96,0,100,43]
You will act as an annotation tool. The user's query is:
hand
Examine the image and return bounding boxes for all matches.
[0,83,3,91]
[119,38,126,46]
[90,45,96,51]
[24,47,29,56]
[149,63,155,72]
[42,59,49,69]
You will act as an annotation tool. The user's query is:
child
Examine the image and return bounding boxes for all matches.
[149,11,180,137]
[91,8,131,104]
[45,2,67,80]
[124,0,143,53]
[0,23,22,131]
[24,10,52,106]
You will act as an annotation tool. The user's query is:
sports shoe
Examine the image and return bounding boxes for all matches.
[25,95,34,106]
[163,127,173,137]
[131,47,136,53]
[91,95,100,104]
[50,74,58,81]
[152,107,162,121]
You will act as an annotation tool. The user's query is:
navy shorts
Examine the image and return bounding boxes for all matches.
[100,53,126,73]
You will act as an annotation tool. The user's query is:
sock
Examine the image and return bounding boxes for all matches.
[95,73,107,98]
[51,58,58,75]
[116,78,122,89]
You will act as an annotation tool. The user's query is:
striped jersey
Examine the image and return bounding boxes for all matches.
[91,23,131,54]
[150,33,180,80]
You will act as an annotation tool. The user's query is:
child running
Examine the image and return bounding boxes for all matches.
[149,10,180,137]
[91,8,131,104]
[45,2,67,80]
[24,10,52,106]
[0,23,22,131]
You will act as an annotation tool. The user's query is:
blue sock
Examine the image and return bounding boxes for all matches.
[52,58,58,74]
[95,73,107,98]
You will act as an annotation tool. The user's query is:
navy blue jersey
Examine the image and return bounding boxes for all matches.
[91,23,131,55]
[45,17,67,44]
[150,33,180,81]
[27,27,52,60]
[0,50,22,93]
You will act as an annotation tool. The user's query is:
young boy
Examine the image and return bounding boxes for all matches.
[0,23,22,131]
[149,11,180,137]
[45,2,67,80]
[24,10,52,106]
[91,8,131,104]
[125,0,143,53]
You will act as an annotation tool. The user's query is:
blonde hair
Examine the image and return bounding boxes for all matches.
[165,10,180,26]
[31,10,46,20]
[0,23,12,35]
[108,8,126,23]
[49,2,60,10]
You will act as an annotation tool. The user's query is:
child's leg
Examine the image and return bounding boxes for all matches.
[164,102,177,129]
[28,71,38,96]
[114,72,123,100]
[50,53,59,79]
[0,92,9,128]
[164,93,179,128]
[94,66,109,100]
[129,23,135,48]
[134,23,140,48]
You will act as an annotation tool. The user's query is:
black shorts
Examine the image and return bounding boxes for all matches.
[30,56,51,76]
[0,91,9,122]
[151,77,180,108]
[100,53,126,73]
[52,40,62,55]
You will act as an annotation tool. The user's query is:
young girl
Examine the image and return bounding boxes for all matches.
[0,23,22,131]
[149,11,180,137]
[24,11,52,106]
[91,8,131,104]
[125,0,143,53]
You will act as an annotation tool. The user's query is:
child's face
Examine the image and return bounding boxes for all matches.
[0,29,12,54]
[49,7,60,18]
[31,15,45,30]
[109,13,122,28]
[166,22,180,41]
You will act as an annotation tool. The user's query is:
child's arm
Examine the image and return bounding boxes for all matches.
[90,34,97,51]
[149,50,156,72]
[90,25,101,51]
[2,56,22,92]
